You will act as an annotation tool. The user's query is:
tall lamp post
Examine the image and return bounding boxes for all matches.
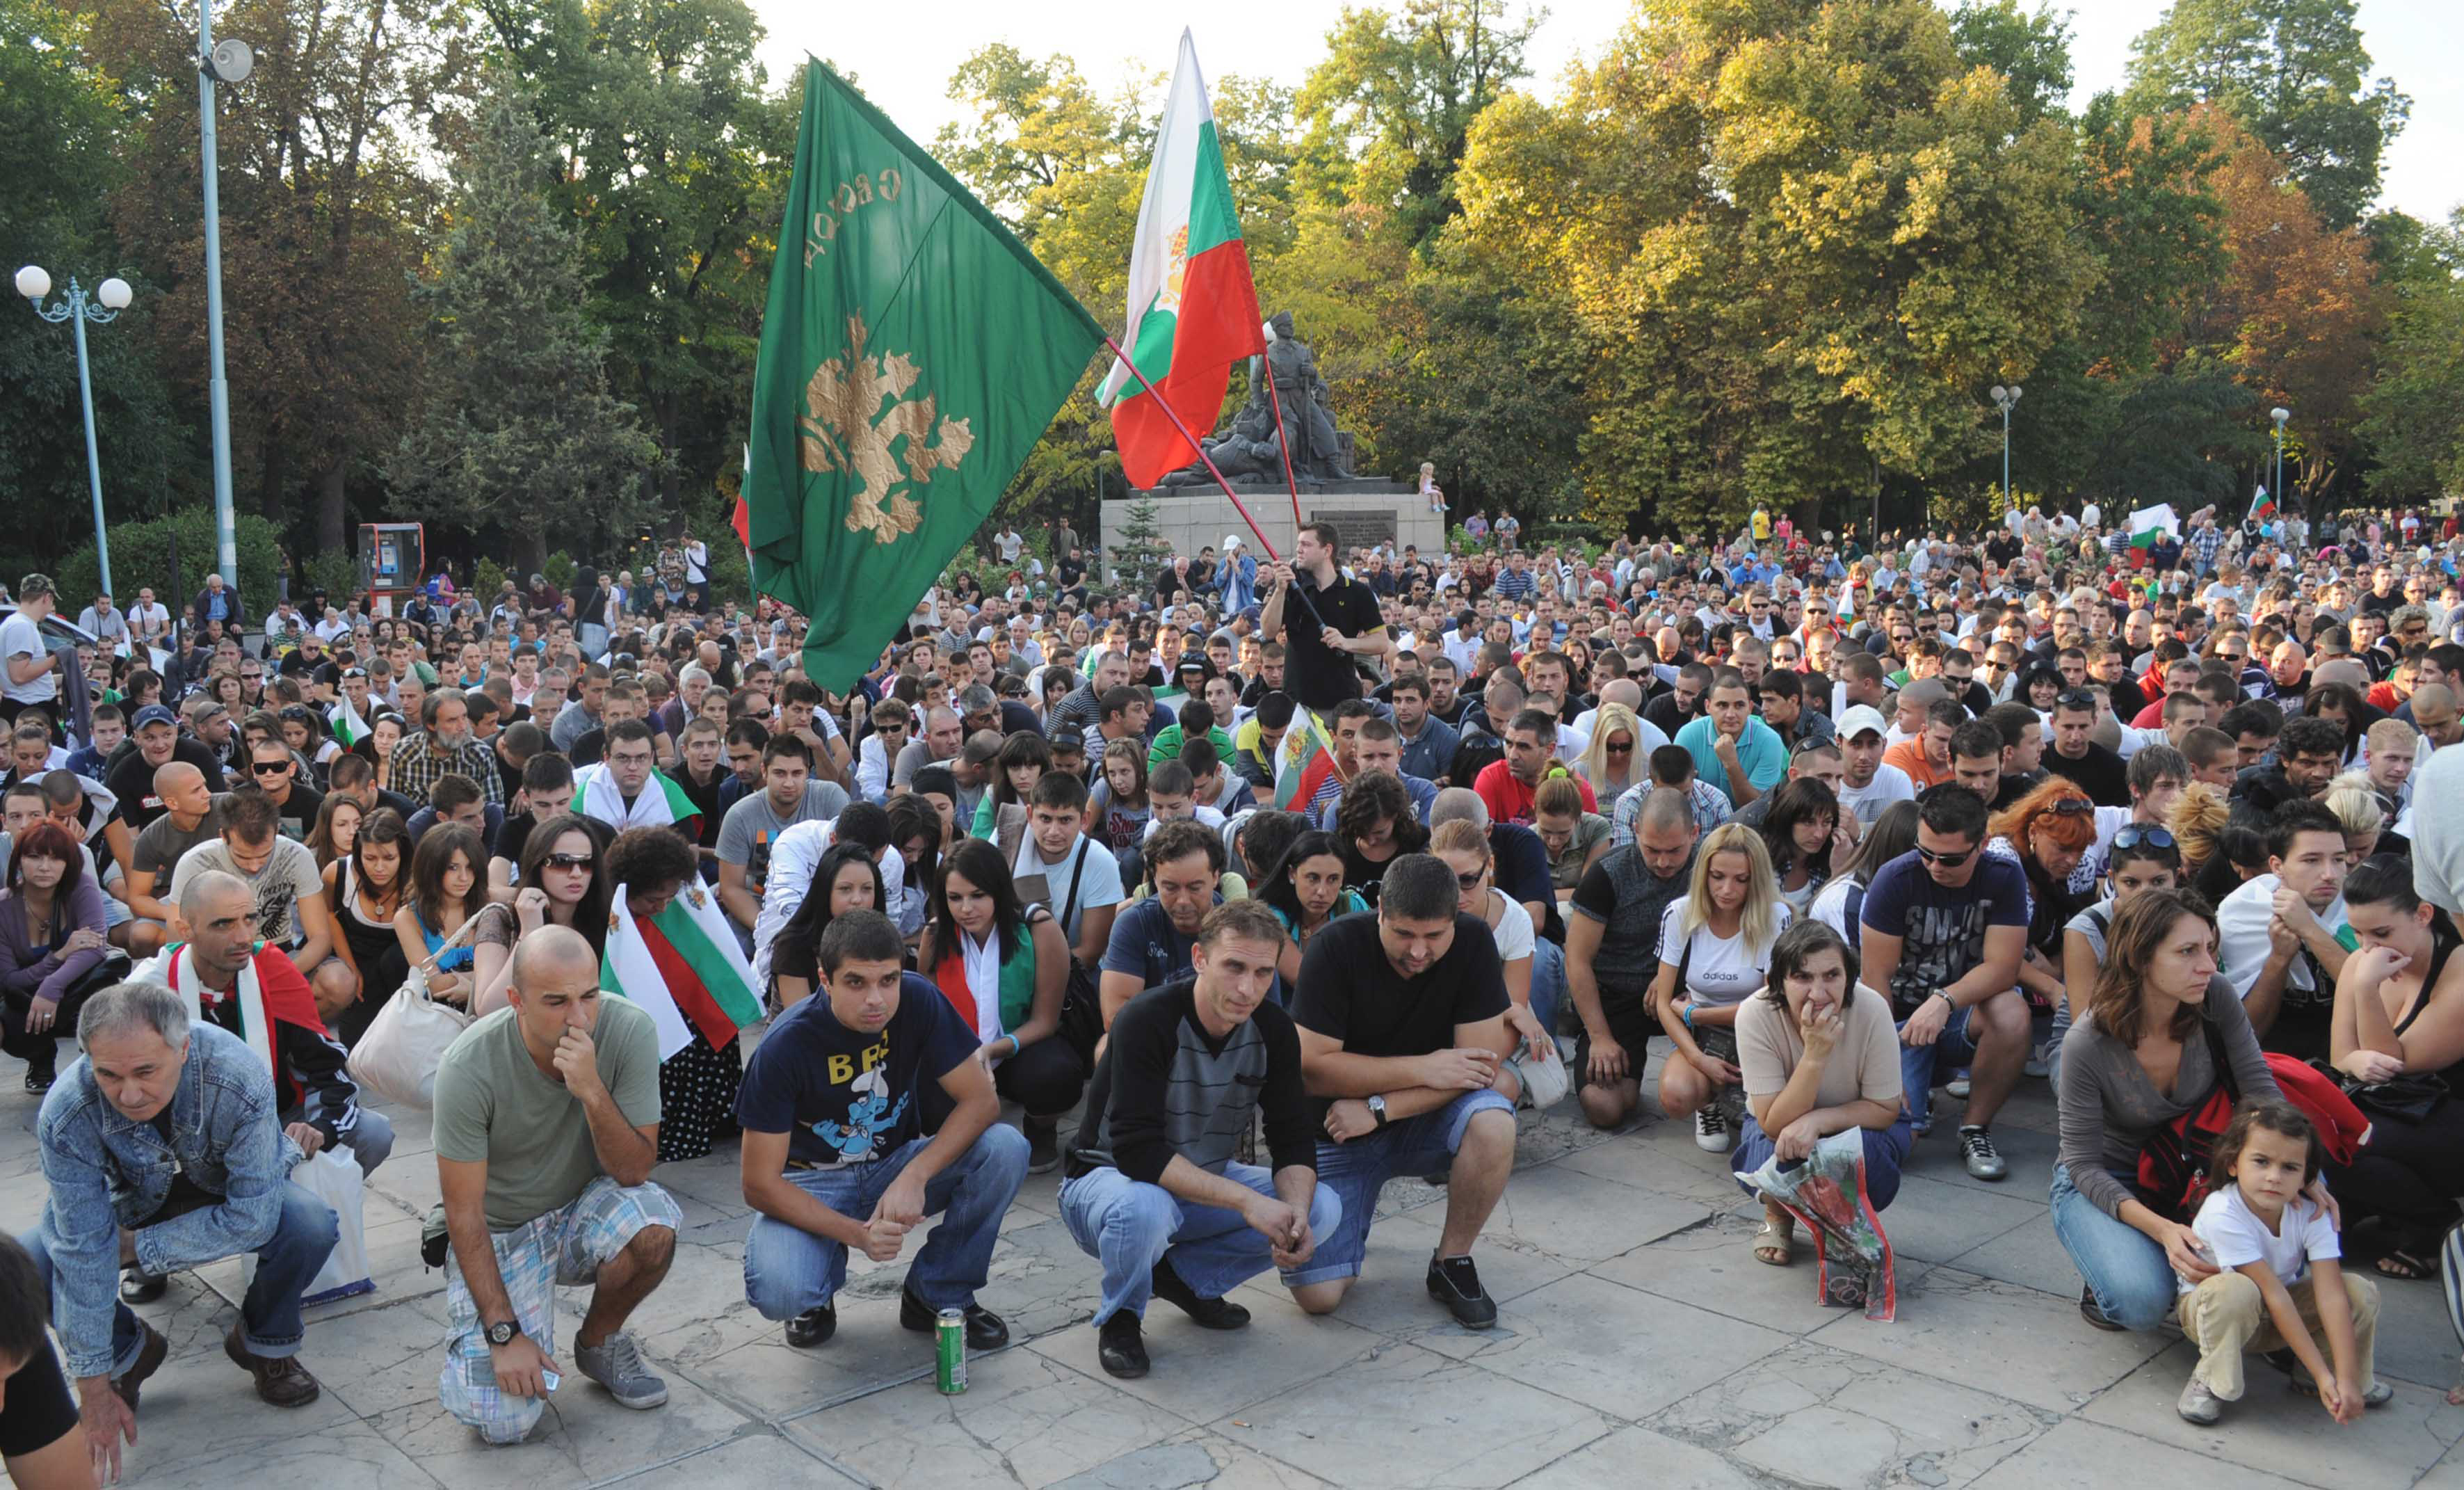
[15,266,134,595]
[1990,383,2022,512]
[198,12,254,586]
[2271,406,2290,516]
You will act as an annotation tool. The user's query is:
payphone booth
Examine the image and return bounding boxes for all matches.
[357,523,426,618]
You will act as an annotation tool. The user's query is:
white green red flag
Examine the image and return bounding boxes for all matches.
[604,878,763,1059]
[327,698,368,748]
[1096,31,1266,488]
[2125,504,2178,550]
[2248,484,2276,523]
[1271,707,1340,812]
[574,762,704,838]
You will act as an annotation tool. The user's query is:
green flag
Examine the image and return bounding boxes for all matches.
[744,62,1108,693]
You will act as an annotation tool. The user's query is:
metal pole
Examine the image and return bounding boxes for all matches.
[2001,405,2011,508]
[2274,428,2283,513]
[200,0,239,585]
[65,281,113,595]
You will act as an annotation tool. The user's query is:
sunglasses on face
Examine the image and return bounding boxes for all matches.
[250,760,291,776]
[1454,869,1487,890]
[1915,844,1972,867]
[545,852,595,870]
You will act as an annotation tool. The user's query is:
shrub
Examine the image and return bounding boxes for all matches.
[54,507,283,616]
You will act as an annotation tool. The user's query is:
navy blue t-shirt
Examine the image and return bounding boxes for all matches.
[735,972,977,1167]
[1858,850,2029,1018]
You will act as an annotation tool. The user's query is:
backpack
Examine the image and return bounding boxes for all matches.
[2132,1016,2367,1223]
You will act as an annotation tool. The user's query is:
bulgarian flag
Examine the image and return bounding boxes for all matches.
[604,879,764,1059]
[1095,31,1267,488]
[328,697,368,748]
[574,762,705,838]
[1271,707,1342,812]
[2248,484,2276,523]
[2125,504,2178,550]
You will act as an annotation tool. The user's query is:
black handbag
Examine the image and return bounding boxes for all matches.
[2317,1060,2448,1124]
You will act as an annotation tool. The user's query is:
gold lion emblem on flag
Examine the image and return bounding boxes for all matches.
[800,312,975,545]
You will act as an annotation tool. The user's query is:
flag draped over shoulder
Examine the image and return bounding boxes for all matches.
[1095,31,1266,489]
[741,62,1107,695]
[573,762,703,838]
[604,880,764,1060]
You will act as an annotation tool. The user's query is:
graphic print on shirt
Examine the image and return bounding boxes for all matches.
[809,1041,907,1162]
[1889,901,1992,1015]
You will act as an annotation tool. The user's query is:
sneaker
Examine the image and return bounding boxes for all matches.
[2079,1285,2125,1333]
[1425,1254,1498,1329]
[1912,1113,1935,1139]
[573,1330,668,1410]
[784,1302,837,1349]
[111,1320,169,1413]
[1150,1257,1250,1329]
[223,1324,321,1409]
[24,1067,53,1094]
[2177,1374,2222,1425]
[1694,1105,1731,1153]
[2288,1365,2397,1407]
[1958,1125,2008,1181]
[901,1283,1010,1349]
[1026,1119,1061,1175]
[1945,1075,1972,1099]
[2023,1043,2052,1079]
[1097,1311,1150,1379]
[119,1269,168,1306]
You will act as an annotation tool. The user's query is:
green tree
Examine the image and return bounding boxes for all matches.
[2121,0,2408,228]
[387,86,661,570]
[1949,0,2075,126]
[2357,212,2464,499]
[1295,0,1539,249]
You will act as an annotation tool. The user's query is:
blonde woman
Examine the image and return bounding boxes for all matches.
[2323,772,2386,865]
[1432,819,1543,1029]
[1652,823,1790,1152]
[1575,701,1649,801]
[2166,783,2231,880]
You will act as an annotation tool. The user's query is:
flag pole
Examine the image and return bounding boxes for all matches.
[1259,349,1306,534]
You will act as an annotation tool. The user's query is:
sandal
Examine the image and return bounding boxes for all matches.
[1753,1216,1796,1267]
[2374,1247,2435,1281]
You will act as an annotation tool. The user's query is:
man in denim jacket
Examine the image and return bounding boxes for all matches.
[21,981,337,1478]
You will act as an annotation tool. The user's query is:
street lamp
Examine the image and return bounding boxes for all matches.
[17,266,134,595]
[198,15,255,587]
[1990,383,2022,511]
[2271,406,2291,518]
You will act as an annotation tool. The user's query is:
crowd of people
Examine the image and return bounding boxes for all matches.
[6,492,2464,1482]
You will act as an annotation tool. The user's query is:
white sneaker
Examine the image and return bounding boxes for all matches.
[2177,1375,2222,1425]
[1945,1075,1972,1099]
[2023,1042,2051,1079]
[1694,1105,1731,1153]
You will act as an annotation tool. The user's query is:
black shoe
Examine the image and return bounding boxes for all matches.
[1150,1257,1250,1329]
[1426,1254,1497,1329]
[111,1320,168,1413]
[900,1283,1009,1349]
[1097,1311,1150,1379]
[2079,1285,2125,1333]
[1026,1119,1061,1176]
[24,1068,53,1094]
[119,1269,167,1306]
[784,1302,836,1349]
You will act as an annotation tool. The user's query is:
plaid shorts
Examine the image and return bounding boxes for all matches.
[437,1177,679,1439]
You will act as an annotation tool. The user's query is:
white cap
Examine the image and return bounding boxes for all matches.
[1836,704,1889,741]
[1225,534,1244,550]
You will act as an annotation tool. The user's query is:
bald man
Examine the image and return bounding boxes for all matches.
[432,923,678,1445]
[122,762,224,954]
[1565,787,1699,1130]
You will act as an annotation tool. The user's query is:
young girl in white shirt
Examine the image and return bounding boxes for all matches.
[2174,1100,2385,1426]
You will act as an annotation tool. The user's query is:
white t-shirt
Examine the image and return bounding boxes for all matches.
[1012,832,1123,947]
[1835,764,1916,826]
[0,611,56,706]
[2181,1186,2339,1297]
[1807,873,1865,941]
[683,540,708,583]
[1483,888,1534,966]
[1657,895,1791,1009]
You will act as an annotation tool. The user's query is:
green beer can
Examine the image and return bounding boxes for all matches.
[935,1308,967,1394]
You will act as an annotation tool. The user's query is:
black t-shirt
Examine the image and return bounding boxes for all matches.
[1279,574,1385,710]
[2042,741,2129,807]
[271,782,323,844]
[106,737,233,831]
[0,1334,76,1459]
[1291,913,1508,1117]
[675,764,730,849]
[1490,822,1561,943]
[734,972,978,1167]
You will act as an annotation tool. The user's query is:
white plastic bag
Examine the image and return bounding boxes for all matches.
[244,1148,373,1307]
[346,908,498,1107]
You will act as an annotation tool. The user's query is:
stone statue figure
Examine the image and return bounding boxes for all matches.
[1154,310,1356,488]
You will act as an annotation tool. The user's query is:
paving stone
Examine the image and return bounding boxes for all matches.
[1876,1173,2047,1264]
[2081,1338,2463,1490]
[593,1427,866,1486]
[1463,1157,1714,1266]
[1029,1289,1383,1425]
[1966,1417,2322,1489]
[94,1345,364,1486]
[1456,1271,1791,1419]
[1236,1208,1573,1360]
[1514,1425,1766,1489]
[1936,1210,2075,1297]
[1896,1121,2059,1196]
[123,1420,443,1490]
[1805,1267,2171,1413]
[362,1356,757,1490]
[1590,1209,1937,1336]
[1212,1339,1611,1489]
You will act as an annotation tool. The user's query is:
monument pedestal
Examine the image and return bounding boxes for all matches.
[1104,483,1439,565]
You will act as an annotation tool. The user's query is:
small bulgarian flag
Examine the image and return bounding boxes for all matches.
[1095,31,1268,488]
[604,879,763,1059]
[328,698,368,748]
[1271,707,1341,812]
[2125,504,2179,550]
[574,762,705,838]
[2248,484,2276,523]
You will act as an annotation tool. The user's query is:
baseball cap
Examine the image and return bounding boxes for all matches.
[133,704,179,731]
[1836,705,1888,741]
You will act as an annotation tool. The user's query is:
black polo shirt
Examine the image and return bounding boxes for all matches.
[1280,573,1385,710]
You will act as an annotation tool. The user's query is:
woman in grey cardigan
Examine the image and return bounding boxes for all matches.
[2052,888,2284,1331]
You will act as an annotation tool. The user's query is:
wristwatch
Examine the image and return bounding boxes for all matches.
[1367,1095,1390,1129]
[485,1320,521,1348]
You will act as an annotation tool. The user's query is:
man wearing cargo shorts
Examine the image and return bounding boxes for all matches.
[432,926,678,1445]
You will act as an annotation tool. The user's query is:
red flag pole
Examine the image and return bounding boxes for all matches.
[1102,335,1283,565]
[1259,347,1307,535]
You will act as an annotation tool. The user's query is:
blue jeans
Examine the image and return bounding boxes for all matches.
[2050,1164,2177,1331]
[1059,1162,1344,1325]
[1287,1089,1515,1288]
[1529,937,1567,1038]
[1895,1004,1982,1130]
[21,1180,338,1370]
[742,1126,1029,1317]
[1731,1112,1914,1211]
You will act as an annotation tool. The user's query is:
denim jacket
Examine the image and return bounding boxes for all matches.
[37,1023,297,1377]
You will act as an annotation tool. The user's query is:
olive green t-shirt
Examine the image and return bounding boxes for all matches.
[432,996,663,1231]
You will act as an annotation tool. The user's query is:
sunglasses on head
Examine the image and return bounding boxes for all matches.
[2055,689,2097,711]
[2111,824,2176,851]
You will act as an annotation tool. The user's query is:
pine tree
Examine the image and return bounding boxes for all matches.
[1109,494,1174,594]
[388,81,661,568]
